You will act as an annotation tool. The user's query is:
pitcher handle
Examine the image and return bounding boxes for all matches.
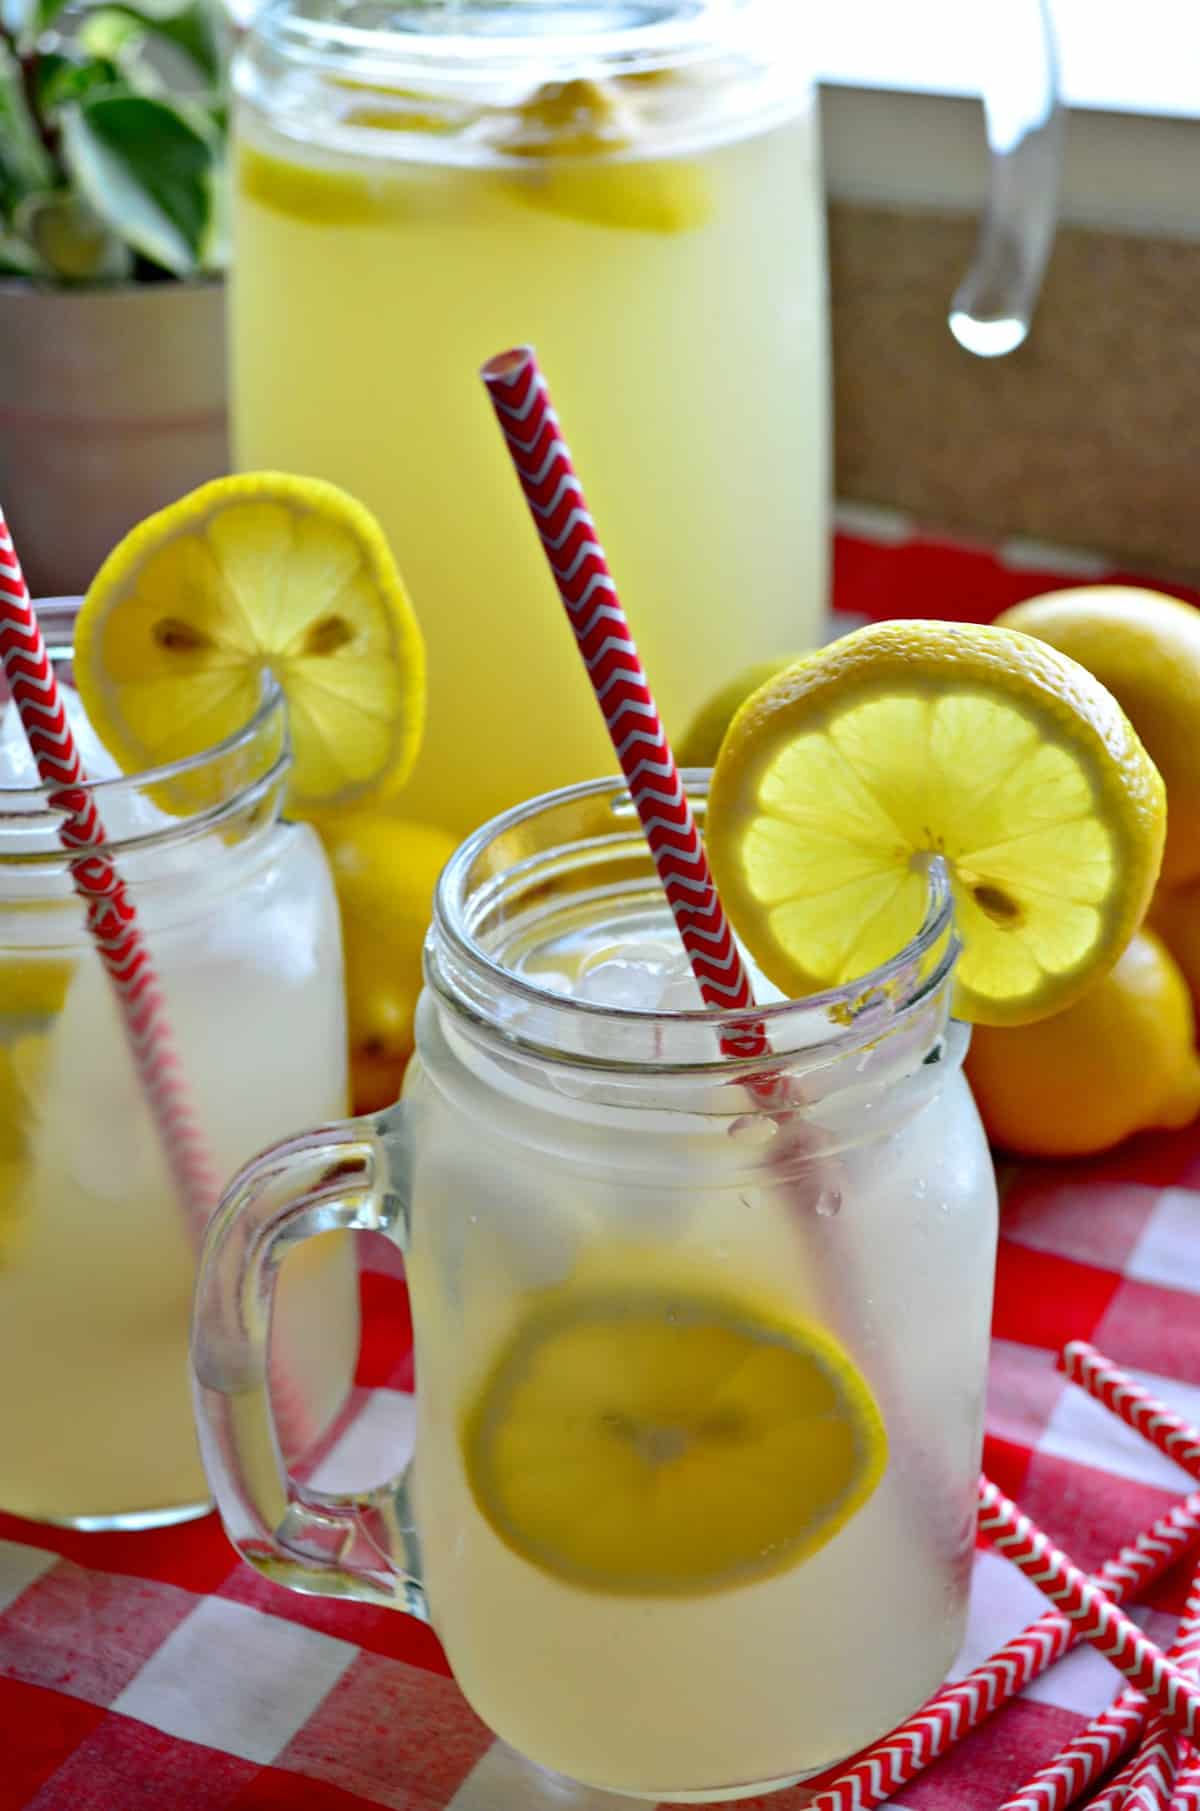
[190,1112,426,1615]
[949,0,1064,357]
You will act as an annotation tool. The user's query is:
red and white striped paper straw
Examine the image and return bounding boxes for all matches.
[1062,1343,1200,1481]
[1114,1570,1200,1811]
[997,1692,1150,1811]
[811,1489,1200,1811]
[1001,1574,1200,1811]
[1124,1709,1194,1805]
[0,509,217,1233]
[1087,1750,1149,1811]
[1170,1750,1200,1808]
[1000,1349,1200,1811]
[979,1477,1200,1743]
[480,346,766,1061]
[1124,1725,1187,1811]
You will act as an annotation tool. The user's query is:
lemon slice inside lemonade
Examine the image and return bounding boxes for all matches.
[707,621,1166,1027]
[72,473,425,819]
[463,1282,887,1595]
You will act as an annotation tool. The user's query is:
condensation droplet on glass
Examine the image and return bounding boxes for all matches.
[727,1113,778,1147]
[914,1178,928,1199]
[814,1186,842,1218]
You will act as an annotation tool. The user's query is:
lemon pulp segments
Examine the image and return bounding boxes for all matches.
[0,1035,48,1265]
[463,1284,887,1595]
[707,622,1166,1027]
[72,473,425,818]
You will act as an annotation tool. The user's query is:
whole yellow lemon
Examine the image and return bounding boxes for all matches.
[1149,878,1200,1011]
[319,814,457,1116]
[965,928,1200,1158]
[997,587,1200,887]
[676,655,807,770]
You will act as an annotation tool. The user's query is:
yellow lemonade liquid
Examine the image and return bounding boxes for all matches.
[406,1036,994,1798]
[231,15,829,834]
[400,892,996,1797]
[0,821,358,1527]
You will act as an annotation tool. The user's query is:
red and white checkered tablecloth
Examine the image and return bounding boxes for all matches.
[5,514,1200,1811]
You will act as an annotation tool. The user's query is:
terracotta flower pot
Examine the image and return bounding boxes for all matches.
[0,279,228,595]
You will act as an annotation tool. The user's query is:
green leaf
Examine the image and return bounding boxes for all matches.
[0,40,56,203]
[32,0,74,36]
[199,140,224,266]
[32,50,121,117]
[59,89,213,274]
[14,186,132,278]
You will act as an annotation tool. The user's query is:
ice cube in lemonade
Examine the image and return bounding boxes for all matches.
[231,41,829,834]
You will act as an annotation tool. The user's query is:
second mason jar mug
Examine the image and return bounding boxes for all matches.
[192,775,998,1802]
[0,600,359,1530]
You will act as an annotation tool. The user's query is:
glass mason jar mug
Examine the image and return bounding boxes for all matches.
[0,601,359,1530]
[193,776,998,1801]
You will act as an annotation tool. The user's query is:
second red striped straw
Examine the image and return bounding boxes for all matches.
[0,510,217,1235]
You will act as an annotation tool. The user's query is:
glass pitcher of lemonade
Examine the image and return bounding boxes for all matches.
[231,0,1062,839]
[231,0,831,834]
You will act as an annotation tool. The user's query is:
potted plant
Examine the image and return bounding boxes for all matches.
[0,0,229,594]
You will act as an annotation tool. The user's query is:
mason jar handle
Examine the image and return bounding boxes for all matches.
[950,0,1064,357]
[190,1113,427,1616]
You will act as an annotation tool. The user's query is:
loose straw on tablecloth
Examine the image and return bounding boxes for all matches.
[1123,1647,1200,1810]
[1088,1750,1150,1811]
[979,1477,1200,1744]
[998,1567,1200,1811]
[1124,1721,1189,1811]
[0,509,218,1236]
[997,1693,1151,1811]
[1171,1750,1200,1808]
[1057,1344,1200,1811]
[998,1347,1200,1811]
[811,1490,1200,1811]
[1062,1343,1200,1480]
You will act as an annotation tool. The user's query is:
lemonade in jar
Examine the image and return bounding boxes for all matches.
[1,473,425,1527]
[0,605,357,1526]
[230,0,829,834]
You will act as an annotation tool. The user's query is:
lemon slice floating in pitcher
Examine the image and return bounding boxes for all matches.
[500,78,713,234]
[463,1282,887,1595]
[706,621,1166,1027]
[73,473,425,818]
